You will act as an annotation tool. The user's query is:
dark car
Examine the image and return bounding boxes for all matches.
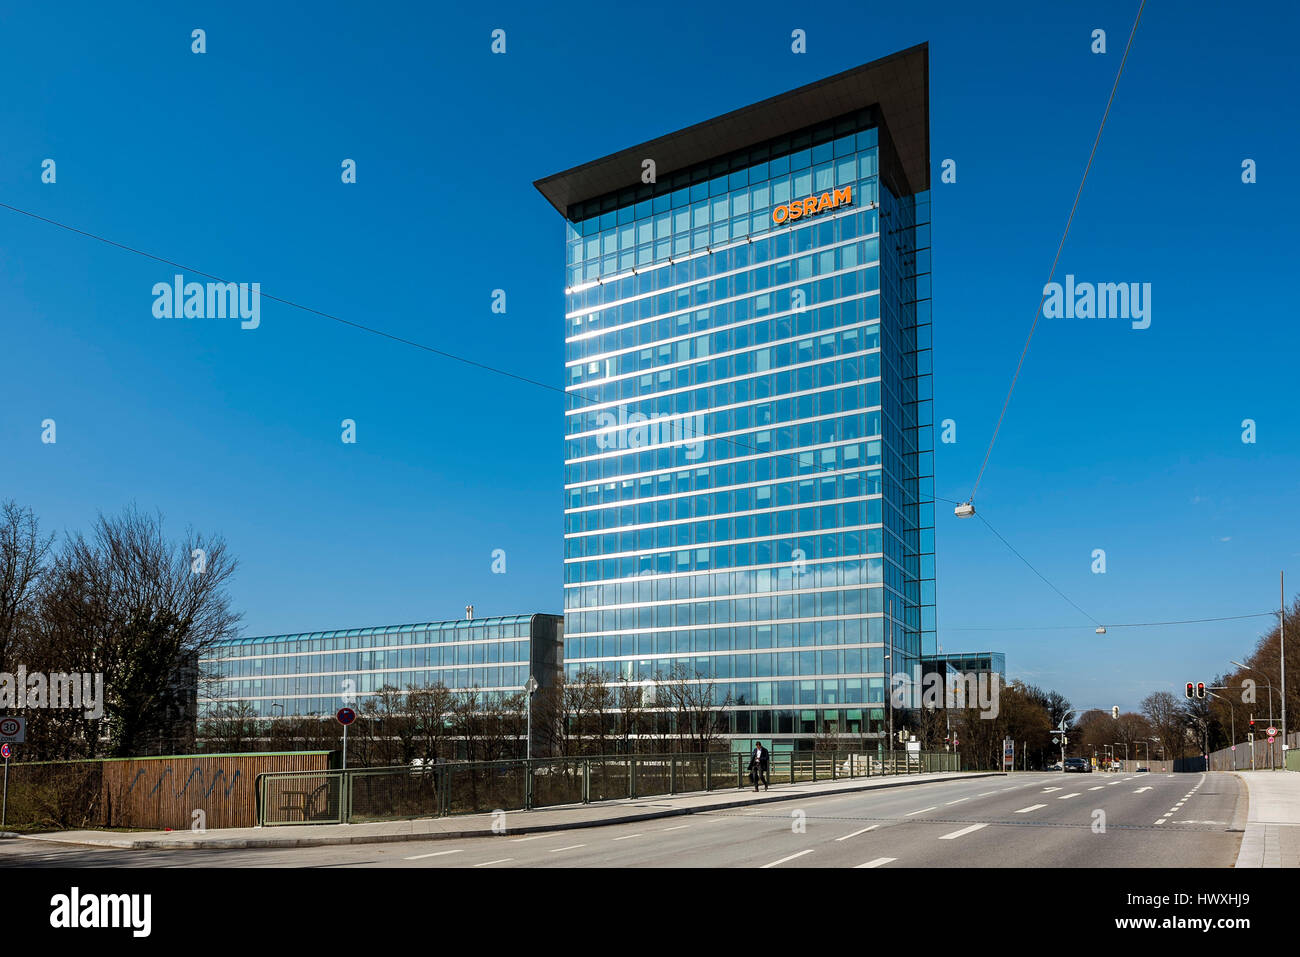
[1063,757,1091,773]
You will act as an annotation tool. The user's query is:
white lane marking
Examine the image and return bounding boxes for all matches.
[612,833,643,841]
[945,798,969,805]
[762,849,813,868]
[837,825,880,841]
[404,849,463,860]
[1058,793,1082,800]
[978,791,999,797]
[1134,787,1152,793]
[661,824,690,831]
[510,834,553,843]
[856,857,897,868]
[550,844,586,853]
[1042,787,1063,793]
[474,858,513,867]
[1015,804,1047,814]
[905,806,938,816]
[1155,817,1168,825]
[1088,786,1105,791]
[939,823,989,840]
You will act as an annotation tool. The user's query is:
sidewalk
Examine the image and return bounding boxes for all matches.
[1233,770,1300,868]
[8,770,1000,851]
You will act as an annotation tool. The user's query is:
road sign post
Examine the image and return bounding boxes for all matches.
[0,719,22,830]
[1,741,9,828]
[336,707,356,773]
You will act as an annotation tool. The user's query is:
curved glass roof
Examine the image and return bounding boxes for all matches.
[210,613,550,648]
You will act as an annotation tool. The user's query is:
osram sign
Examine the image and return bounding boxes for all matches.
[771,185,852,224]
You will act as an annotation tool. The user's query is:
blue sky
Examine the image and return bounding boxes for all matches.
[1,1,1295,711]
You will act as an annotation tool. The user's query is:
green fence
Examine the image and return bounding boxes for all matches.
[255,749,961,826]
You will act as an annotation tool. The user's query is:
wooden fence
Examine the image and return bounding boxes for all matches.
[4,751,330,831]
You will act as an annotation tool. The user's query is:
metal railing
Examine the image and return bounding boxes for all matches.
[256,749,961,826]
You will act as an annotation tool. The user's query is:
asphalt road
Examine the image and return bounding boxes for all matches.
[0,771,1246,868]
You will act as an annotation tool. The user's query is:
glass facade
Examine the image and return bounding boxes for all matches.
[556,103,933,750]
[199,614,562,719]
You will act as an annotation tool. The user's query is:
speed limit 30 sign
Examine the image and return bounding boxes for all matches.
[0,716,25,743]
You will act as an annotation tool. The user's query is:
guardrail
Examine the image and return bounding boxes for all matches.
[255,749,961,826]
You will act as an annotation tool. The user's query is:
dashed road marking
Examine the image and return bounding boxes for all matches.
[905,806,937,816]
[762,849,813,868]
[837,825,880,841]
[661,824,689,832]
[1059,793,1081,800]
[612,833,643,841]
[405,849,463,860]
[550,844,586,853]
[474,858,512,867]
[856,857,897,868]
[1016,804,1047,814]
[939,823,989,840]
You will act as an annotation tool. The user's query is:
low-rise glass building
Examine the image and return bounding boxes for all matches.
[199,613,562,719]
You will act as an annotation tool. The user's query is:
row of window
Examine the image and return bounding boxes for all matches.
[567,123,878,229]
[567,469,881,534]
[564,585,897,637]
[567,166,880,285]
[206,665,533,700]
[568,465,882,520]
[567,205,881,324]
[565,494,886,560]
[570,299,880,392]
[564,528,890,583]
[212,641,532,678]
[564,614,898,657]
[204,621,534,659]
[564,554,893,607]
[566,238,881,364]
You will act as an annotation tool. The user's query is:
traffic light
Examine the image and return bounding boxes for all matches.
[1111,706,1120,719]
[1185,682,1194,699]
[1196,682,1206,699]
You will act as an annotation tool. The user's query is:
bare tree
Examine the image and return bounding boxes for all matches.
[0,500,53,675]
[407,682,454,764]
[35,505,240,757]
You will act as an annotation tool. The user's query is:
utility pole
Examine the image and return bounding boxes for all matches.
[1282,571,1288,759]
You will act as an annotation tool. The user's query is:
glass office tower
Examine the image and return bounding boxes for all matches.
[536,45,932,751]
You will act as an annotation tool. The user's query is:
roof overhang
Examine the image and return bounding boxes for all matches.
[534,42,929,218]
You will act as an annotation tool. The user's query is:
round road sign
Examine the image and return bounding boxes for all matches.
[1265,726,1278,737]
[1,743,10,759]
[336,707,356,726]
[0,717,20,737]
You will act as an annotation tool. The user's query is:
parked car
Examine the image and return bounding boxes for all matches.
[1063,757,1091,773]
[1135,766,1150,772]
[1044,763,1063,771]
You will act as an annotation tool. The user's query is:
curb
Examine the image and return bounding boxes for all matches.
[18,771,1004,851]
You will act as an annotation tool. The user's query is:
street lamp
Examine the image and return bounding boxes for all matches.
[523,675,539,762]
[1113,742,1128,771]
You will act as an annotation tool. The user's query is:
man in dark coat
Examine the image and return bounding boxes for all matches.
[749,741,771,791]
